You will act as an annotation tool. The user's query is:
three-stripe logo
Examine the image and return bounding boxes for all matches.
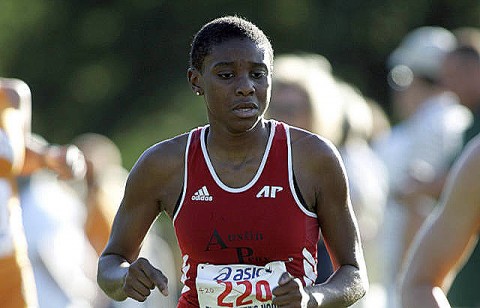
[191,185,213,201]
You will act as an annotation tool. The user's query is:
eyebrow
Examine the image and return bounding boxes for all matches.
[212,61,269,70]
[212,61,234,69]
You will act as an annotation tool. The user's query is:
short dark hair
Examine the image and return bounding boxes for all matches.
[189,15,274,72]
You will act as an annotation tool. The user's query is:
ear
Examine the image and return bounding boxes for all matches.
[187,68,204,96]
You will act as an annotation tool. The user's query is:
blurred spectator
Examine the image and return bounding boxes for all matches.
[268,53,389,308]
[438,28,480,307]
[453,26,480,52]
[17,99,127,308]
[373,26,472,308]
[1,77,86,308]
[269,53,345,146]
[440,44,480,144]
[365,98,391,144]
[21,132,180,308]
[20,158,101,308]
[334,80,389,308]
[267,53,342,285]
[69,133,181,307]
[336,82,389,268]
[70,133,128,256]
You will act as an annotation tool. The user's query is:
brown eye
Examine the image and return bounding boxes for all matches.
[218,73,234,79]
[251,71,267,79]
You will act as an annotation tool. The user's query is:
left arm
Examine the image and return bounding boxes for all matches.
[273,131,368,307]
[400,136,480,308]
[310,136,368,307]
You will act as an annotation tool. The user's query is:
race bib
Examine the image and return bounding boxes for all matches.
[196,261,286,308]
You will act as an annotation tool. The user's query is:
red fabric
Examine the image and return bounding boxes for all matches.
[174,121,319,307]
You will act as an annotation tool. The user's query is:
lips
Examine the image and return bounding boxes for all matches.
[233,101,258,110]
[232,102,259,117]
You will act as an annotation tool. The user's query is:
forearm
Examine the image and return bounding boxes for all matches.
[20,134,52,175]
[21,135,86,179]
[309,264,368,307]
[97,254,131,301]
[402,285,451,308]
[21,144,46,175]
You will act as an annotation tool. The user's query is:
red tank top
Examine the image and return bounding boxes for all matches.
[173,120,320,307]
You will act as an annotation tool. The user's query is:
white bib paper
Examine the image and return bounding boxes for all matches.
[196,261,286,308]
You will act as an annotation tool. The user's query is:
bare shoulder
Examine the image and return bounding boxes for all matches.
[134,133,189,172]
[289,126,342,167]
[125,132,189,215]
[288,127,347,212]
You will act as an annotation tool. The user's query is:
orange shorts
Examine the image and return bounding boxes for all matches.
[0,251,38,308]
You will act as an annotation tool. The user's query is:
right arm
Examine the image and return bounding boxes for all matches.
[400,135,480,307]
[97,135,186,301]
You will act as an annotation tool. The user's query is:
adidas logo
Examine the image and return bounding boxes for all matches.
[191,186,213,201]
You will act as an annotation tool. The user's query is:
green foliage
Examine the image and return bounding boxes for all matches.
[112,84,208,168]
[0,0,478,169]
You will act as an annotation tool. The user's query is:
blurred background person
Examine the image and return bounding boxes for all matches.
[21,133,181,308]
[453,26,480,53]
[71,133,128,257]
[267,53,389,307]
[20,132,123,308]
[267,53,343,286]
[0,77,86,308]
[71,133,181,307]
[440,42,480,147]
[437,27,480,307]
[373,26,472,308]
[335,80,390,308]
[20,139,102,308]
[269,53,346,146]
[365,98,392,145]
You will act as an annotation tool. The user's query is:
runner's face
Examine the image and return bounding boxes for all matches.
[196,38,272,133]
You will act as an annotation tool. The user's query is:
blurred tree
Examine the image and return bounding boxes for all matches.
[0,0,478,168]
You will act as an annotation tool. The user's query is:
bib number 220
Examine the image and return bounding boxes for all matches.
[216,280,272,307]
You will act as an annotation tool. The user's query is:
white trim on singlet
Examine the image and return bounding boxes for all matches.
[173,130,196,223]
[200,122,276,193]
[285,125,318,218]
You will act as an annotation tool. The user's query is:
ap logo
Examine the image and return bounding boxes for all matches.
[256,186,283,198]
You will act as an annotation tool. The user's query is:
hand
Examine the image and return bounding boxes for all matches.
[44,144,86,180]
[123,257,169,302]
[272,272,311,307]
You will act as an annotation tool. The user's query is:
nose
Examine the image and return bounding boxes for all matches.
[235,75,255,96]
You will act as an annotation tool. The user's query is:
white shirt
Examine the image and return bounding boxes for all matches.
[374,92,472,200]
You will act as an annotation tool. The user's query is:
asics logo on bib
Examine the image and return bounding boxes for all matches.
[192,186,213,201]
[212,265,271,281]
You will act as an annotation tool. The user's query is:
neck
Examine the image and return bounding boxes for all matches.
[206,120,270,164]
